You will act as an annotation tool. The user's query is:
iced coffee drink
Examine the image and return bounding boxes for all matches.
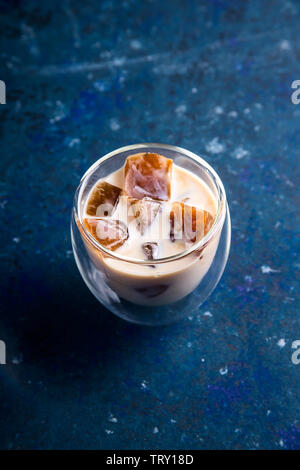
[78,152,221,306]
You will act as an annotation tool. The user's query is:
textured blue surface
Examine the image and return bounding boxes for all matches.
[0,0,299,450]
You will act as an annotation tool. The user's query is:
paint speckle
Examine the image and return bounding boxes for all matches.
[233,147,249,160]
[228,110,238,118]
[191,87,198,93]
[108,412,118,423]
[141,380,149,390]
[277,338,286,348]
[205,137,225,154]
[110,119,120,131]
[214,106,223,115]
[105,429,114,435]
[67,137,80,148]
[279,39,291,50]
[203,311,212,317]
[153,426,159,434]
[130,39,142,50]
[261,265,281,274]
[279,439,284,447]
[175,104,187,116]
[187,342,192,348]
[13,237,20,243]
[219,366,228,375]
[170,419,177,424]
[12,354,23,364]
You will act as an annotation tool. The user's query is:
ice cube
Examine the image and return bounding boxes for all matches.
[169,202,214,244]
[83,218,128,251]
[128,197,161,234]
[124,152,173,201]
[142,242,159,260]
[86,181,122,217]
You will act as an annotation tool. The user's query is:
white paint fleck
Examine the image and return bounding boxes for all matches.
[191,87,198,93]
[0,200,7,209]
[203,311,212,317]
[214,106,223,115]
[279,439,284,447]
[50,101,66,124]
[219,366,228,375]
[141,380,149,390]
[13,237,20,243]
[110,119,120,131]
[267,410,271,416]
[175,104,187,116]
[130,39,142,50]
[261,265,281,274]
[279,39,291,51]
[232,147,249,160]
[94,80,110,92]
[228,110,238,118]
[187,342,192,348]
[244,107,250,114]
[254,103,263,109]
[275,221,281,230]
[170,419,177,424]
[254,125,260,132]
[105,429,114,435]
[153,426,159,434]
[201,358,205,362]
[205,137,225,154]
[12,354,23,364]
[67,138,80,148]
[108,412,118,423]
[113,57,126,67]
[277,338,286,348]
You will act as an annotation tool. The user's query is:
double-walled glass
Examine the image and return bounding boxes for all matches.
[71,143,231,325]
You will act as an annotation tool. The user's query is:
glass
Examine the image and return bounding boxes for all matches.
[71,143,231,325]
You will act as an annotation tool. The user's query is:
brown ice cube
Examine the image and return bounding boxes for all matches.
[142,242,159,260]
[124,152,173,201]
[83,218,128,251]
[86,181,122,216]
[128,197,161,234]
[169,202,214,244]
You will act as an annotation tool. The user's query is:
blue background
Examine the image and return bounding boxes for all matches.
[0,0,299,450]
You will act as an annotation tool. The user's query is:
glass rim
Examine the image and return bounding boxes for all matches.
[74,142,227,265]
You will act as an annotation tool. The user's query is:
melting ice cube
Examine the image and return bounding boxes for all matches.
[142,242,159,260]
[86,181,122,217]
[83,218,128,251]
[128,197,161,234]
[169,202,214,244]
[124,152,173,201]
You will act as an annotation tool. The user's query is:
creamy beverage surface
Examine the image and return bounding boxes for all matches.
[84,160,217,260]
